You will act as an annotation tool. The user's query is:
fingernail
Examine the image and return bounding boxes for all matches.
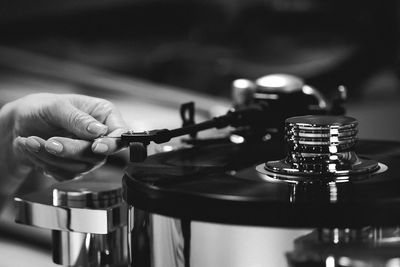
[87,122,108,135]
[93,143,109,154]
[45,140,63,154]
[26,138,41,152]
[15,136,26,146]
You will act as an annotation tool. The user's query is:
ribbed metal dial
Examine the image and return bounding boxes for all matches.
[264,115,379,178]
[286,116,358,152]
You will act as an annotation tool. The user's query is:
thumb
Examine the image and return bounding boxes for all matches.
[54,103,108,139]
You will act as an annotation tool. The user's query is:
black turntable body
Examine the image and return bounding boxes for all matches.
[15,74,400,267]
[123,126,400,267]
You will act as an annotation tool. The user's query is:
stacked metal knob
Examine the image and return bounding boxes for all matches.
[264,115,379,179]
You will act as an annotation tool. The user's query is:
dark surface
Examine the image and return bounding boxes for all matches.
[1,1,397,99]
[124,139,400,228]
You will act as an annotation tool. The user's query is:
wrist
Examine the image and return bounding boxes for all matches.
[0,101,32,198]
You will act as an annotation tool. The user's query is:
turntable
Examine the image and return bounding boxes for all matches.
[15,74,400,267]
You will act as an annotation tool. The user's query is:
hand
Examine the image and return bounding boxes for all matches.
[2,93,129,181]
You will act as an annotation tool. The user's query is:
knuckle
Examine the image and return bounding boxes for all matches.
[99,101,115,116]
[68,111,90,128]
[100,100,115,110]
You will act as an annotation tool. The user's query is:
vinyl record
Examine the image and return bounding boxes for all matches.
[123,139,400,228]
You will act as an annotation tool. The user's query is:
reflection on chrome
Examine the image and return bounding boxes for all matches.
[328,182,338,203]
[325,256,335,267]
[14,177,128,266]
[288,227,400,266]
[128,207,311,267]
[52,228,127,266]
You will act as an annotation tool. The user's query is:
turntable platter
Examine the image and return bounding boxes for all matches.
[124,139,400,228]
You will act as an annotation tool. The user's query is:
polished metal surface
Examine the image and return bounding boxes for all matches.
[15,187,126,234]
[231,79,256,107]
[288,227,400,267]
[318,227,400,244]
[255,74,304,93]
[15,175,128,266]
[53,180,122,209]
[52,227,127,267]
[129,209,400,267]
[232,74,328,111]
[128,207,310,267]
[263,115,380,179]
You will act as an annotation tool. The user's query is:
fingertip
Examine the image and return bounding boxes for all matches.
[45,139,64,155]
[15,136,26,146]
[92,141,109,154]
[87,122,108,137]
[14,137,27,155]
[26,137,41,153]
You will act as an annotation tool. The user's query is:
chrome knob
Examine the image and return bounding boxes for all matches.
[255,73,304,93]
[232,74,304,107]
[231,74,328,111]
[264,115,380,178]
[231,78,256,107]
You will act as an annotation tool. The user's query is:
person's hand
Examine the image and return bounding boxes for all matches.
[2,93,128,181]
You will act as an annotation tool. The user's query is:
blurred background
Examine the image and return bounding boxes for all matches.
[0,0,399,97]
[0,0,399,136]
[0,0,400,265]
